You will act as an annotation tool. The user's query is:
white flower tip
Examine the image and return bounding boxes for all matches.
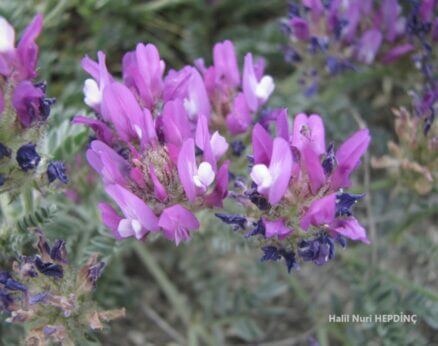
[118,218,142,238]
[210,131,229,158]
[184,97,197,119]
[0,17,15,53]
[83,79,102,108]
[134,124,143,139]
[255,75,275,101]
[250,164,272,191]
[193,161,215,190]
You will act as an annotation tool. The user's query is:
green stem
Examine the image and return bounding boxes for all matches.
[133,242,191,326]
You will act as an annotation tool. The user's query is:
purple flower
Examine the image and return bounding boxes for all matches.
[73,116,114,145]
[99,203,123,240]
[226,93,252,135]
[213,40,240,88]
[357,29,383,64]
[291,113,325,156]
[122,43,164,109]
[158,204,199,245]
[12,81,44,127]
[250,137,292,205]
[263,218,292,240]
[289,17,310,41]
[330,128,371,190]
[243,53,275,112]
[104,184,160,239]
[16,143,40,171]
[47,161,68,184]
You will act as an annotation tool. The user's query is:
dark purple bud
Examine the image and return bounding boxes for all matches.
[335,235,347,248]
[50,240,68,263]
[424,111,435,135]
[0,289,14,310]
[34,81,47,93]
[298,234,335,265]
[0,174,4,186]
[260,246,282,262]
[0,272,27,291]
[16,143,41,171]
[34,256,64,279]
[248,190,270,211]
[0,143,12,160]
[335,192,364,217]
[88,261,105,288]
[322,142,336,175]
[47,161,69,184]
[288,3,301,18]
[244,219,266,238]
[29,291,49,304]
[215,213,247,230]
[279,249,299,273]
[231,140,245,156]
[39,97,56,120]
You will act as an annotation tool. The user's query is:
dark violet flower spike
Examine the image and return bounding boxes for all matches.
[29,291,49,305]
[231,140,246,156]
[215,213,247,230]
[16,143,41,171]
[298,234,335,266]
[34,256,64,279]
[50,240,68,263]
[322,142,336,175]
[0,289,14,311]
[0,272,27,291]
[0,143,12,160]
[279,249,299,273]
[248,190,270,211]
[0,271,11,284]
[244,219,265,238]
[335,192,364,217]
[39,97,56,119]
[47,161,69,184]
[87,261,105,288]
[260,246,282,262]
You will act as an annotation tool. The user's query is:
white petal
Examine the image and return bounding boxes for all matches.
[250,164,272,190]
[197,161,215,187]
[210,131,229,158]
[83,79,102,108]
[255,75,274,101]
[134,124,143,139]
[131,219,142,234]
[184,97,197,120]
[0,17,15,53]
[118,218,135,238]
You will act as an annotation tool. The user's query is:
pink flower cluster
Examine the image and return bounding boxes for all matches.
[75,41,275,245]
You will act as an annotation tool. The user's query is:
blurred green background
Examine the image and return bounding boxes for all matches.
[0,0,437,345]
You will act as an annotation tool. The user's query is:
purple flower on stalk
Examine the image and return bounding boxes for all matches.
[243,53,275,112]
[250,137,292,205]
[213,40,240,88]
[158,205,200,245]
[104,184,159,239]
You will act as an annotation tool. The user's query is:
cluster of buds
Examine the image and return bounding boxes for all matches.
[74,40,275,245]
[0,229,124,345]
[372,107,437,195]
[217,112,371,272]
[0,15,67,194]
[282,0,438,96]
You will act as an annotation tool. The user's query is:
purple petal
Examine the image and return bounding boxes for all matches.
[226,93,252,135]
[73,116,114,144]
[331,129,371,190]
[357,29,383,64]
[252,123,273,165]
[292,113,325,156]
[264,218,292,240]
[213,40,240,88]
[332,217,370,244]
[268,138,292,205]
[289,17,310,41]
[105,184,159,237]
[275,108,290,141]
[302,145,325,195]
[98,203,123,240]
[159,205,200,245]
[300,193,336,230]
[382,44,414,64]
[205,160,230,208]
[86,140,129,186]
[177,138,197,202]
[15,14,43,80]
[12,81,44,127]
